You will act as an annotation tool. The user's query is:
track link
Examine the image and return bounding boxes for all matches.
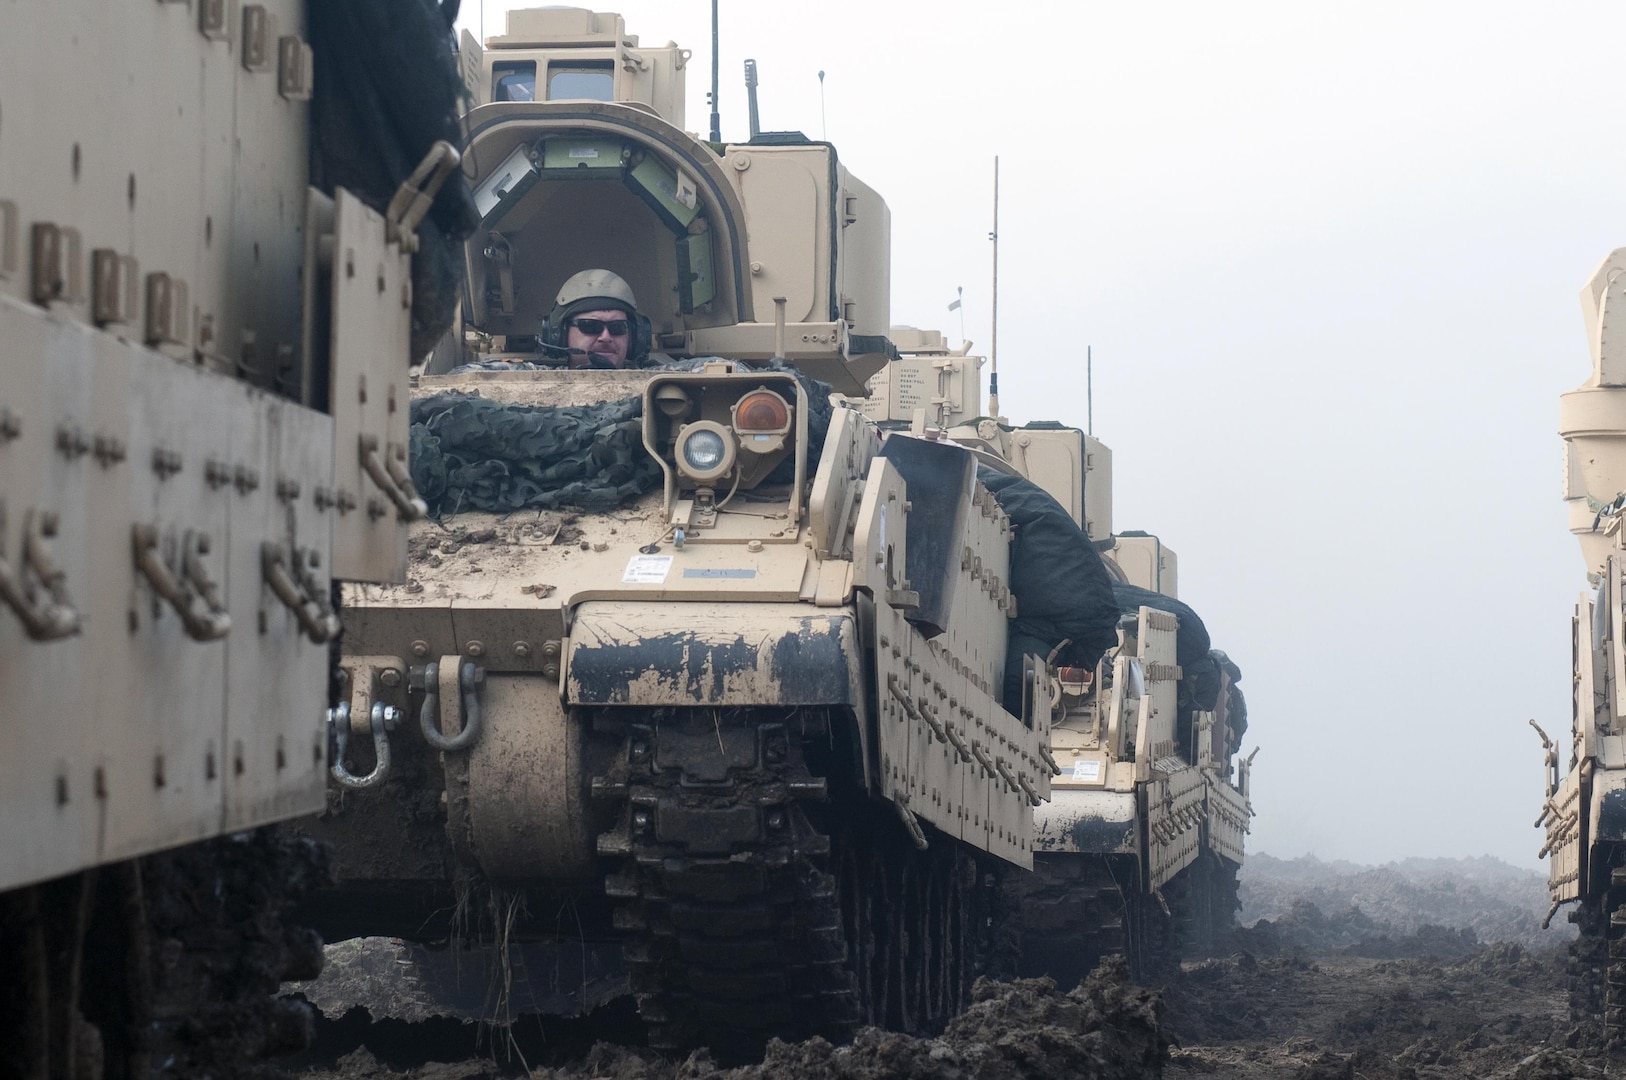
[1567,847,1626,1044]
[1013,849,1240,989]
[593,708,857,1057]
[1168,851,1243,958]
[592,707,999,1057]
[1013,853,1150,987]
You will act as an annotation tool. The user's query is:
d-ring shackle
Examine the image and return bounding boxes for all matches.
[328,701,400,789]
[414,657,486,752]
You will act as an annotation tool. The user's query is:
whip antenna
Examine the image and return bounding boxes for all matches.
[818,70,827,141]
[708,0,721,142]
[989,156,1000,420]
[744,59,760,139]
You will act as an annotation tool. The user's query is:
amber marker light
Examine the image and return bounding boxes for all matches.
[732,388,792,438]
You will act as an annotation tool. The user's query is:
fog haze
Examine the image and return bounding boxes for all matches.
[460,1,1626,868]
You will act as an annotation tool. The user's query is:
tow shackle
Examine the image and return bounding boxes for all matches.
[328,701,400,789]
[411,657,486,752]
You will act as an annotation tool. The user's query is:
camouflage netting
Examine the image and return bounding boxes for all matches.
[408,361,834,518]
[410,394,658,515]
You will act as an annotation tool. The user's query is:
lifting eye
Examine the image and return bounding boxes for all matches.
[733,389,792,436]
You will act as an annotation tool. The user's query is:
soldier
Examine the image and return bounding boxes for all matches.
[549,268,646,369]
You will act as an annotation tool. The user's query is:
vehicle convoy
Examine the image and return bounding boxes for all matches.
[0,0,472,1074]
[1541,245,1626,1040]
[295,5,1252,1055]
[864,331,1256,983]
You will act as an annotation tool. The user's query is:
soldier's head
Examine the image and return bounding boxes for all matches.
[551,269,640,369]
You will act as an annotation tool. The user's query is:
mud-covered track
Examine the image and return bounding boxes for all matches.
[0,829,327,1080]
[591,706,1001,1057]
[592,707,857,1056]
[833,815,984,1033]
[1012,849,1242,990]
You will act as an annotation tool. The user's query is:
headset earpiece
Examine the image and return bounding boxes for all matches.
[540,309,567,351]
[631,314,653,365]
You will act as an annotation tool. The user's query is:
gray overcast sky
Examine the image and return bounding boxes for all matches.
[460,1,1626,869]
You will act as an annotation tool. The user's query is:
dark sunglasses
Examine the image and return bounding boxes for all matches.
[570,317,630,337]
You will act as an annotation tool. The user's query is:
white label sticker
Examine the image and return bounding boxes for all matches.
[1071,760,1102,783]
[622,555,673,584]
[568,147,600,159]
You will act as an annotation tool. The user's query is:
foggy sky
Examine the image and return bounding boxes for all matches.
[459,1,1626,869]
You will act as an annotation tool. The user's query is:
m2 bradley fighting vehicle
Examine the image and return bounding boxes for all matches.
[300,6,1059,1055]
[862,333,1256,984]
[0,0,472,1074]
[1540,246,1626,1039]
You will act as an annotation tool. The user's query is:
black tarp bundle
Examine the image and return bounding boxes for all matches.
[1213,649,1247,745]
[977,468,1123,713]
[409,361,834,518]
[309,0,479,361]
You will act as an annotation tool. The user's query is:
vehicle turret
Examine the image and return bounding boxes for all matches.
[1560,249,1626,579]
[441,8,891,394]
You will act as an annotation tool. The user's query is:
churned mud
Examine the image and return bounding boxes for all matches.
[292,960,1164,1080]
[290,920,1609,1080]
[291,857,1609,1080]
[1163,941,1587,1079]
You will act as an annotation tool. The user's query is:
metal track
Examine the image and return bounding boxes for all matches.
[1609,881,1626,1045]
[832,806,985,1033]
[0,827,327,1080]
[1570,886,1608,1036]
[1014,854,1150,987]
[1168,851,1243,958]
[593,708,855,1055]
[1013,850,1240,989]
[1566,846,1626,1044]
[592,707,995,1056]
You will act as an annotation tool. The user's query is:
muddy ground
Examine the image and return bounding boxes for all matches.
[1239,854,1571,951]
[289,909,1610,1080]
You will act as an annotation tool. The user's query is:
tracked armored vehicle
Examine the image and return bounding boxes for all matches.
[0,0,472,1075]
[1541,246,1626,1039]
[298,7,1061,1055]
[862,332,1256,983]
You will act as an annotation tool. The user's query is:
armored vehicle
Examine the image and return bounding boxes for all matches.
[1541,246,1626,1039]
[864,332,1256,982]
[0,1,470,1074]
[298,7,1062,1056]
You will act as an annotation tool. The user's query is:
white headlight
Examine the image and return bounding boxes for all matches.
[675,421,736,484]
[682,429,726,472]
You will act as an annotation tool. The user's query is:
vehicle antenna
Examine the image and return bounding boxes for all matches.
[1087,345,1093,436]
[988,156,1000,420]
[744,59,761,140]
[709,0,721,143]
[818,70,827,141]
[957,285,965,344]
